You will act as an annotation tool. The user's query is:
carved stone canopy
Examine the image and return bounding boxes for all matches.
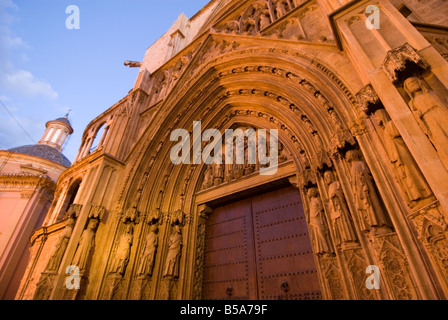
[66,204,82,218]
[382,43,430,85]
[89,205,105,220]
[123,207,140,224]
[356,84,384,116]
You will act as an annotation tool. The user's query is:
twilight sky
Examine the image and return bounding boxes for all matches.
[0,0,210,162]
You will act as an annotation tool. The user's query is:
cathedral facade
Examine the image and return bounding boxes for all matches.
[15,0,448,300]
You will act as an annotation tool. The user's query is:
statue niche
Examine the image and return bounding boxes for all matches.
[323,171,358,248]
[45,217,76,272]
[346,150,393,234]
[306,187,334,255]
[137,224,159,277]
[110,223,134,275]
[71,218,99,271]
[163,225,183,279]
[403,77,448,171]
[374,109,433,206]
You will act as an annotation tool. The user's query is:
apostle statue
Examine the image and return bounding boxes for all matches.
[72,218,98,271]
[307,187,333,254]
[46,217,76,272]
[110,224,134,275]
[346,150,391,233]
[324,171,358,246]
[163,225,183,278]
[259,12,271,30]
[202,166,213,189]
[137,224,159,277]
[404,77,448,170]
[374,109,432,204]
[276,1,289,18]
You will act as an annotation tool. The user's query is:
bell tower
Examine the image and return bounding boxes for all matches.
[38,115,74,151]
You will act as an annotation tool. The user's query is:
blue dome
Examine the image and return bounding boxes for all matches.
[8,144,71,167]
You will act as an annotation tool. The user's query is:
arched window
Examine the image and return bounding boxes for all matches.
[90,123,106,153]
[57,179,82,221]
[51,128,62,143]
[44,128,54,141]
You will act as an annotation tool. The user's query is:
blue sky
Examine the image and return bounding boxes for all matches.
[0,0,210,162]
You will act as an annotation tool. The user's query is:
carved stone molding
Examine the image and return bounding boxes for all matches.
[192,210,208,300]
[382,43,430,85]
[370,233,418,300]
[349,118,367,137]
[318,255,346,299]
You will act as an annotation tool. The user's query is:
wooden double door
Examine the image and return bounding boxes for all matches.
[202,186,322,300]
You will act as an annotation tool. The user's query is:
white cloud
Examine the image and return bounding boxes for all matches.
[0,1,59,101]
[0,69,59,100]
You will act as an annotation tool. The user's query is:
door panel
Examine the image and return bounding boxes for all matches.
[201,186,322,300]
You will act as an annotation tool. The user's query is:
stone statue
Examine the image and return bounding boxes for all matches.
[404,77,448,170]
[374,109,432,204]
[324,171,358,246]
[202,166,213,189]
[276,1,289,18]
[163,225,183,278]
[137,224,159,277]
[72,218,98,271]
[110,224,134,275]
[259,12,271,30]
[213,162,224,186]
[346,150,391,233]
[46,217,76,272]
[307,188,333,254]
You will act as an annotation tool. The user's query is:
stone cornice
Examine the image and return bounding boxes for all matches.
[0,173,55,192]
[29,219,67,245]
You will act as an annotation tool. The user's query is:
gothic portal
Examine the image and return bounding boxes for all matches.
[14,0,448,300]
